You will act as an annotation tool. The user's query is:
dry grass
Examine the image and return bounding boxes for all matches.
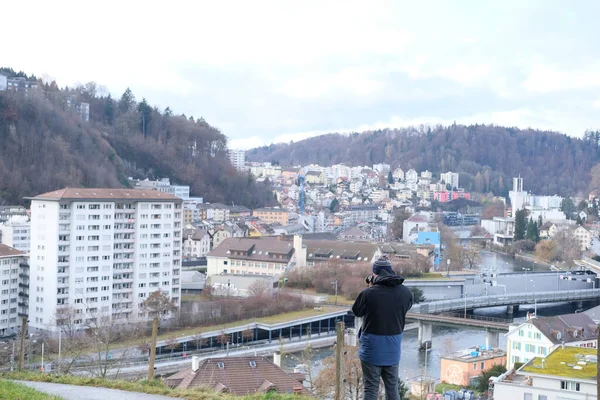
[0,380,63,400]
[2,371,312,400]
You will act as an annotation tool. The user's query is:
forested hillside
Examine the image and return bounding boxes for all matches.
[248,125,600,197]
[0,68,275,207]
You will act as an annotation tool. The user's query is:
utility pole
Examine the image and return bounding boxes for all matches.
[334,321,345,400]
[58,329,62,374]
[18,317,27,370]
[147,317,159,381]
[332,280,338,305]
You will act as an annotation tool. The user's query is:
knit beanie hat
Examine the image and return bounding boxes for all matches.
[372,255,393,275]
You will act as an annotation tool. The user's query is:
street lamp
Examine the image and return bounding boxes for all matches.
[446,259,451,277]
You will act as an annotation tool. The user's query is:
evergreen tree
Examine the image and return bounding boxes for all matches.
[102,94,115,125]
[576,215,584,225]
[118,87,136,113]
[137,98,153,137]
[387,170,394,184]
[561,197,576,219]
[526,218,540,242]
[538,214,543,228]
[514,209,527,241]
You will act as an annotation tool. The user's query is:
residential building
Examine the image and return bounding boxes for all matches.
[481,217,515,247]
[346,205,378,225]
[440,347,506,387]
[305,170,326,185]
[228,149,246,171]
[210,228,232,249]
[402,214,429,243]
[164,356,310,395]
[414,231,441,265]
[0,215,31,252]
[373,163,391,175]
[183,229,211,259]
[207,236,304,276]
[434,190,472,203]
[572,226,591,251]
[0,73,7,91]
[505,313,598,369]
[253,208,289,225]
[229,206,251,218]
[378,242,435,269]
[0,206,28,224]
[392,168,405,181]
[405,169,418,184]
[0,244,29,337]
[132,178,190,200]
[27,188,183,333]
[493,347,598,400]
[440,171,460,189]
[304,238,379,266]
[339,226,370,241]
[7,77,38,93]
[509,176,528,212]
[369,189,389,203]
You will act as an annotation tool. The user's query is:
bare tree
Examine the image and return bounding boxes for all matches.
[247,279,272,298]
[216,330,230,348]
[460,244,481,270]
[314,346,363,400]
[165,337,179,357]
[142,289,177,324]
[242,328,254,344]
[191,332,207,350]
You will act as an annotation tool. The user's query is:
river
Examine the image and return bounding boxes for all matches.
[281,250,586,382]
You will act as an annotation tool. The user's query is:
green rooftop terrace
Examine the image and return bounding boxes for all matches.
[522,347,598,380]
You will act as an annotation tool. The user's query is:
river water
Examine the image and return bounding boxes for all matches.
[281,250,586,382]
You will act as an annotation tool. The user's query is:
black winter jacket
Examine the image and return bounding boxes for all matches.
[351,270,413,335]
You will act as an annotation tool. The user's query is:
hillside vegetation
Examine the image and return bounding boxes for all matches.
[248,125,600,197]
[0,68,275,208]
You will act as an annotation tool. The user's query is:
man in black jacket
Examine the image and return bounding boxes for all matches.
[352,255,413,400]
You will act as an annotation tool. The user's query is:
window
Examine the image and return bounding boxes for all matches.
[523,394,532,400]
[537,396,547,400]
[473,363,477,370]
[560,381,580,391]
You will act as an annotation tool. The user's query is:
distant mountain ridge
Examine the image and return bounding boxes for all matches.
[247,125,600,197]
[0,68,275,208]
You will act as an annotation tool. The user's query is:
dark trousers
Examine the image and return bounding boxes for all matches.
[361,360,400,400]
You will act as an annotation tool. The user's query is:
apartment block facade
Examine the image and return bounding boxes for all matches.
[0,244,29,337]
[27,188,183,333]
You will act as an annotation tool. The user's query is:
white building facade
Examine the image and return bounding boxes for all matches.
[0,215,31,252]
[440,171,459,189]
[27,188,182,333]
[228,149,246,171]
[0,244,29,337]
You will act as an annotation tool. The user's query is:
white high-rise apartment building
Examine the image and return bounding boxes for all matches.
[27,188,183,333]
[0,244,29,338]
[228,149,246,171]
[440,171,459,189]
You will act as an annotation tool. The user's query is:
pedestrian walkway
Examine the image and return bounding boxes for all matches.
[15,381,182,400]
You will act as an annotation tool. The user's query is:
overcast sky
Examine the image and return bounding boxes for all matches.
[3,1,599,149]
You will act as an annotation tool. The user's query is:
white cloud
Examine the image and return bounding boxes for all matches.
[229,136,266,150]
[593,99,600,109]
[523,63,600,93]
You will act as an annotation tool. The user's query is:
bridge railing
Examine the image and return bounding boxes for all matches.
[413,288,600,314]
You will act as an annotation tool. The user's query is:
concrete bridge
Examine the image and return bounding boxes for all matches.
[406,312,510,350]
[410,288,600,315]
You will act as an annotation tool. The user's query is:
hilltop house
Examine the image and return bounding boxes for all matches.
[505,313,598,369]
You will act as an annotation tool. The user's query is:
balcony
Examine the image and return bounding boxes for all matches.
[19,263,29,269]
[18,312,27,318]
[18,291,28,298]
[18,273,28,279]
[18,283,28,289]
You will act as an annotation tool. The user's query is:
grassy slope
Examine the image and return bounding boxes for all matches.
[2,372,312,400]
[0,379,64,400]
